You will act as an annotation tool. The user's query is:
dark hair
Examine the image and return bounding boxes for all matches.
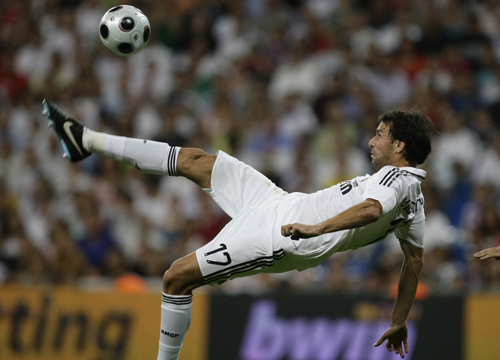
[378,108,435,166]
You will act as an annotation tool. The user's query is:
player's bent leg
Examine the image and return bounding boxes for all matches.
[157,253,205,360]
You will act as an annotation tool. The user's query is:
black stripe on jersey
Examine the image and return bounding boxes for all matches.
[203,250,285,284]
[205,259,277,285]
[387,172,402,187]
[204,249,285,281]
[381,169,401,186]
[401,169,425,181]
[379,168,397,186]
[380,169,425,188]
[162,294,193,305]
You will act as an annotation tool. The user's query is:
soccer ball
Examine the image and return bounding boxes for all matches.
[99,5,150,57]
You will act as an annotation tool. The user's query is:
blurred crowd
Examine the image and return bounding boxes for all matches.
[1,0,500,296]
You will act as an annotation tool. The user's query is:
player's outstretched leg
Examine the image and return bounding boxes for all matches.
[42,99,216,189]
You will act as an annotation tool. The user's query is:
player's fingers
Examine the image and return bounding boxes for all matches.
[374,338,383,347]
[474,249,490,256]
[395,344,404,358]
[404,340,409,354]
[475,249,499,259]
[281,225,291,237]
[386,342,393,352]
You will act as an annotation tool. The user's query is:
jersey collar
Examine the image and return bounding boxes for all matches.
[399,167,426,181]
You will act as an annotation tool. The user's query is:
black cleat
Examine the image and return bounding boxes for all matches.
[42,99,91,162]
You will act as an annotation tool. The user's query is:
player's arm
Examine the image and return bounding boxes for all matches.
[281,198,382,240]
[474,246,500,260]
[374,239,424,358]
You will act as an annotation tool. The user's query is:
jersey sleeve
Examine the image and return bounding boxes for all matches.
[362,167,404,214]
[395,211,425,248]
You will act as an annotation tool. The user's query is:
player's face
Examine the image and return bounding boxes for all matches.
[368,122,397,171]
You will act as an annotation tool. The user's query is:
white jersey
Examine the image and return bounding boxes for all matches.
[197,152,427,285]
[275,165,426,271]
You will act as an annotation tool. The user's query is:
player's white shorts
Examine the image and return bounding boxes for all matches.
[195,151,295,286]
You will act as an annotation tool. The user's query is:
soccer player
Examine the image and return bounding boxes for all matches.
[42,99,433,359]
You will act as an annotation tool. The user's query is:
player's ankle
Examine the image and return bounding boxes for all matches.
[82,128,105,152]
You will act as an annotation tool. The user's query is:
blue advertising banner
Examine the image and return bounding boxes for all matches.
[208,294,462,360]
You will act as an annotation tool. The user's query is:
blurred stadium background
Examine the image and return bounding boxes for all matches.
[1,0,500,359]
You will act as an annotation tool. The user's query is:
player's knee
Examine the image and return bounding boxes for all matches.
[186,147,209,160]
[178,148,211,170]
[163,264,186,295]
[163,257,202,295]
[177,148,216,188]
[177,148,216,171]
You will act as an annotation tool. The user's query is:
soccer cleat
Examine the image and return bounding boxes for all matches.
[42,99,91,162]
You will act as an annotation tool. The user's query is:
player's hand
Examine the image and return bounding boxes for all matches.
[374,322,409,358]
[474,246,500,260]
[281,223,321,240]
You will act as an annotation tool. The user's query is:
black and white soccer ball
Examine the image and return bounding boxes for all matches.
[99,5,150,56]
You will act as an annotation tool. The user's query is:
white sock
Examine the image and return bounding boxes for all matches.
[157,293,193,360]
[83,129,180,176]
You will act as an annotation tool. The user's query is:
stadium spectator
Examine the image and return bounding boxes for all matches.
[0,0,497,300]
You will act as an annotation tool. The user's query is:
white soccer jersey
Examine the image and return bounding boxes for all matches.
[197,152,427,285]
[275,165,426,271]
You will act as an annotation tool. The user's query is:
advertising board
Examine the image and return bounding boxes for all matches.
[209,293,463,360]
[0,286,208,360]
[465,294,500,360]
